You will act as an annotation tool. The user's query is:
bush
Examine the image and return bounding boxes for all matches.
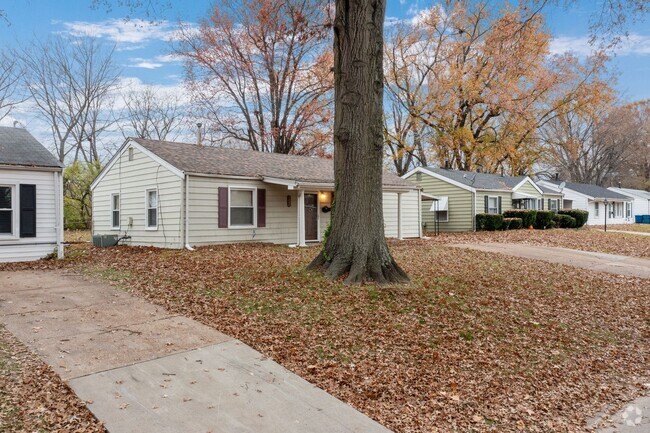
[502,209,537,228]
[476,213,503,231]
[534,210,555,229]
[553,214,576,228]
[503,217,523,230]
[558,209,589,228]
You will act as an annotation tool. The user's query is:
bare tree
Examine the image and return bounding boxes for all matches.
[0,51,25,121]
[176,0,333,154]
[119,86,184,141]
[543,103,640,185]
[17,37,119,163]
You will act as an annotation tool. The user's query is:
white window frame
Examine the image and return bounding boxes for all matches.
[228,186,257,228]
[549,199,558,212]
[111,193,120,230]
[594,202,599,217]
[145,189,158,230]
[0,184,17,239]
[128,147,134,161]
[487,196,499,214]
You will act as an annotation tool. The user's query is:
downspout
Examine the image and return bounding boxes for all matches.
[472,190,476,232]
[417,189,422,238]
[56,170,64,258]
[184,174,194,251]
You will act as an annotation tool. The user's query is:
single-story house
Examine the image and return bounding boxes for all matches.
[607,187,650,217]
[402,167,564,232]
[0,126,64,262]
[538,180,633,225]
[90,138,422,248]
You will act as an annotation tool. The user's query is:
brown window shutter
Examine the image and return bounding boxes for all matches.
[484,196,488,213]
[257,188,266,227]
[218,187,228,228]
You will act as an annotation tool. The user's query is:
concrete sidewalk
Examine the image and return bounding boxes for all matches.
[0,270,390,433]
[599,229,650,237]
[450,243,650,279]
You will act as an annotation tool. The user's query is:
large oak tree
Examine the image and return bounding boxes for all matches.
[308,0,408,284]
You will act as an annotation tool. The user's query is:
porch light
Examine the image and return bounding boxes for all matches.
[319,192,329,201]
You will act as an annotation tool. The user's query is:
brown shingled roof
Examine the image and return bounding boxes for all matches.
[133,138,416,189]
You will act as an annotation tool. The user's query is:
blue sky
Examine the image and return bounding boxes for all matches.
[0,0,648,147]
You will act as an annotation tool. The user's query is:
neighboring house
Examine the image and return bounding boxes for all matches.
[538,180,633,225]
[90,138,421,248]
[608,187,650,217]
[402,167,563,232]
[0,126,64,262]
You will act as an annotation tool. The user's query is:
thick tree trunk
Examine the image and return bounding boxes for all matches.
[309,0,408,285]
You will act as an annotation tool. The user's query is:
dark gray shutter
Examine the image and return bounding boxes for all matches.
[19,184,37,238]
[540,198,544,210]
[497,196,502,214]
[257,189,266,227]
[557,199,561,210]
[548,199,551,210]
[218,187,228,228]
[484,196,488,213]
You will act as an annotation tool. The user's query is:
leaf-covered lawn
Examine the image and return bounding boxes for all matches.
[427,228,650,258]
[0,326,105,433]
[4,239,648,432]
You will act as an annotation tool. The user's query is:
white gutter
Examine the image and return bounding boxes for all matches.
[184,174,194,251]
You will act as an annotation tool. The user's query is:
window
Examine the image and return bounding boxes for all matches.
[537,199,543,210]
[549,199,558,212]
[435,211,449,222]
[229,188,255,227]
[146,189,158,229]
[128,147,134,161]
[626,202,632,218]
[594,202,599,217]
[0,186,14,235]
[111,194,120,229]
[487,196,499,214]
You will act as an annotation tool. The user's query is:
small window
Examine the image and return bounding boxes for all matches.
[487,196,499,214]
[0,186,13,235]
[111,193,120,229]
[229,188,255,227]
[128,147,134,161]
[594,202,599,217]
[435,211,448,222]
[549,199,558,212]
[146,189,158,229]
[416,172,422,182]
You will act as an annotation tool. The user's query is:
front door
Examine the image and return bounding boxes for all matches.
[304,193,318,241]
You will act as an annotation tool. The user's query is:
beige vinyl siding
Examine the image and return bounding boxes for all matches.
[475,191,512,215]
[382,190,420,238]
[542,193,562,211]
[0,168,60,262]
[187,176,301,245]
[92,145,184,248]
[515,181,543,199]
[404,173,473,232]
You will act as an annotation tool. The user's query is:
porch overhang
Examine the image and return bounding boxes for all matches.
[512,191,538,200]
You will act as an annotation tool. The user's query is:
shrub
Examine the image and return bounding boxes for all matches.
[503,209,537,228]
[534,210,555,230]
[476,213,503,231]
[553,214,576,228]
[558,209,589,228]
[503,217,523,230]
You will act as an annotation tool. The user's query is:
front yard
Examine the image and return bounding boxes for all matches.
[4,232,649,432]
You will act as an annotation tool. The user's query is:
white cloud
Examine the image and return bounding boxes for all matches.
[550,33,650,57]
[129,61,164,69]
[59,18,185,46]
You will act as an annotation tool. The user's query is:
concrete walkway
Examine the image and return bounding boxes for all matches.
[594,391,650,432]
[450,243,650,279]
[599,229,650,237]
[0,270,390,433]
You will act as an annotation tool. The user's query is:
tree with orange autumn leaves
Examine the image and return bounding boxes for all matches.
[176,0,334,155]
[383,1,614,176]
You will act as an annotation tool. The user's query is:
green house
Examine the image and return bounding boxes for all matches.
[402,167,563,233]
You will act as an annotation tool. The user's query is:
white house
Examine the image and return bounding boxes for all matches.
[90,138,422,249]
[608,187,650,218]
[0,126,64,262]
[538,179,633,225]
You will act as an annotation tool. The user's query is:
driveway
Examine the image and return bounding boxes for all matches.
[0,270,390,433]
[451,243,650,279]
